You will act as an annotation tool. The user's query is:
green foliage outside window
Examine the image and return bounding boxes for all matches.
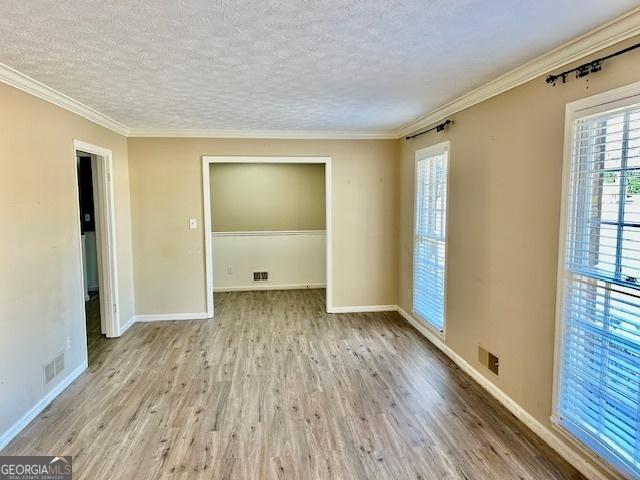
[601,171,640,194]
[628,172,640,194]
[603,171,617,184]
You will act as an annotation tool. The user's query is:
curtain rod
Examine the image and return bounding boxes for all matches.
[405,119,453,140]
[546,42,640,86]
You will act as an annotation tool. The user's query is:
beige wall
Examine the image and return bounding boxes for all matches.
[3,28,636,477]
[128,138,398,314]
[0,83,134,440]
[397,36,640,477]
[210,163,325,231]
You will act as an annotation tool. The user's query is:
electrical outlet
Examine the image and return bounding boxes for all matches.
[227,265,233,275]
[66,336,71,350]
[189,218,198,229]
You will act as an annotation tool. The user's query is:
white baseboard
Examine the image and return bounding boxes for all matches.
[135,312,210,322]
[0,360,88,452]
[214,283,326,292]
[394,306,611,480]
[117,315,137,336]
[327,304,397,314]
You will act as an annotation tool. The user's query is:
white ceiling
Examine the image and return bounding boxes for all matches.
[0,1,638,133]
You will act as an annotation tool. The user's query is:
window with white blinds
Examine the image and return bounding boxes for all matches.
[556,96,640,479]
[413,142,449,332]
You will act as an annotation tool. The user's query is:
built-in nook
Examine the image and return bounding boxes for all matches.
[203,157,332,315]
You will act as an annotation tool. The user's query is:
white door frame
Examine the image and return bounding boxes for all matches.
[73,140,120,339]
[201,156,333,317]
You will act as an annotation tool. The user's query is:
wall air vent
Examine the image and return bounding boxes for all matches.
[44,361,56,384]
[43,351,65,384]
[54,352,65,375]
[479,347,499,375]
[253,271,268,282]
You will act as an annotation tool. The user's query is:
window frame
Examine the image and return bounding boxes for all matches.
[412,140,451,337]
[553,81,640,480]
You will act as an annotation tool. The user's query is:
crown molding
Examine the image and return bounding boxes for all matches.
[0,62,130,136]
[0,63,393,139]
[127,128,396,140]
[395,7,640,138]
[3,7,639,141]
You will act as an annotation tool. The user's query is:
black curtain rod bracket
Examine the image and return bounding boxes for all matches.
[546,42,640,86]
[406,119,453,140]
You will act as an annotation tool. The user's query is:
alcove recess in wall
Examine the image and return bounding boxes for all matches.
[479,347,499,375]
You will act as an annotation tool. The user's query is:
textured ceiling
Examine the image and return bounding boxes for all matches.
[0,1,638,132]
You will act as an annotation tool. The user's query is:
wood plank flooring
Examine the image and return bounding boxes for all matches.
[2,290,584,479]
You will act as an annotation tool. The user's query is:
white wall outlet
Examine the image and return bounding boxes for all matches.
[66,336,71,350]
[227,265,234,275]
[189,218,198,229]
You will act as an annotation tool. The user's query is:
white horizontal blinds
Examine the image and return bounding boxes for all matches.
[413,148,448,331]
[559,103,640,477]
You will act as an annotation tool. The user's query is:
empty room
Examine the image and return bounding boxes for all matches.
[1,2,639,479]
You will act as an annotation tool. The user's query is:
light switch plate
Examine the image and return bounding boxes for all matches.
[189,218,198,229]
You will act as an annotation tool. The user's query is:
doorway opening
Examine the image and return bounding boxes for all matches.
[74,141,119,358]
[202,156,333,317]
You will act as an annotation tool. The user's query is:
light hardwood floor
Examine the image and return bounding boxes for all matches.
[2,290,584,479]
